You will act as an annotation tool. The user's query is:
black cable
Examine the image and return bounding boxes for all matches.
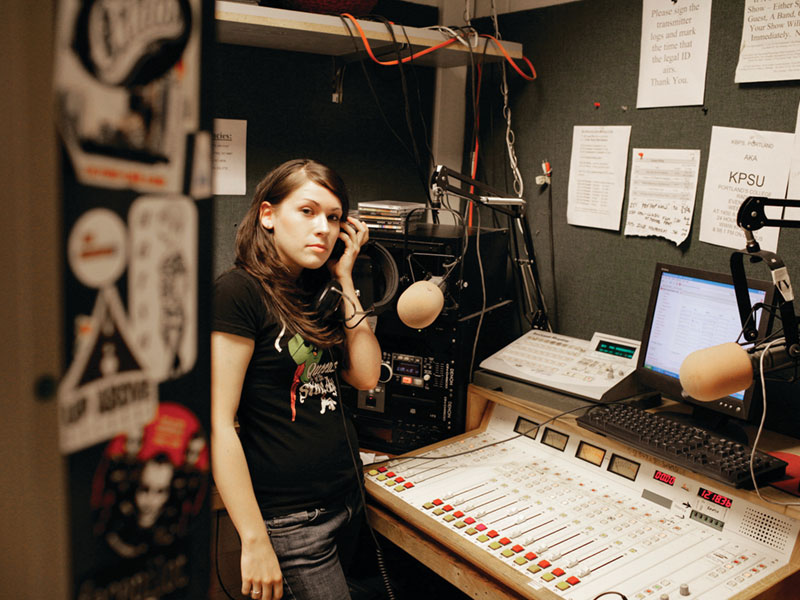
[338,377,397,600]
[467,207,486,381]
[215,510,238,600]
[337,14,428,199]
[360,14,430,198]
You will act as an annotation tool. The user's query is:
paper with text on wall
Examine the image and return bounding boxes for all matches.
[624,148,701,245]
[567,125,632,231]
[699,125,793,252]
[735,0,800,84]
[786,100,800,221]
[212,118,247,195]
[637,0,712,108]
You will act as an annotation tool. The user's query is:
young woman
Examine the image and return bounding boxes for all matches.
[211,159,381,600]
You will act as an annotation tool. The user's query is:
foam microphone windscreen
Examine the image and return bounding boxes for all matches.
[678,342,754,401]
[396,280,445,329]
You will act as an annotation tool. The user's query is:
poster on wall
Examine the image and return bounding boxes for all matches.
[53,0,212,598]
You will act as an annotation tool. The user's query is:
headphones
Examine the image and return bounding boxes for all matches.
[314,240,399,321]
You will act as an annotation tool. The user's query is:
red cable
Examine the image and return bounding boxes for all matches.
[478,34,537,81]
[468,63,484,227]
[340,13,537,80]
[341,13,459,65]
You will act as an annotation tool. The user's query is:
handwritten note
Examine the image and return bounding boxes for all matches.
[637,0,712,108]
[624,148,700,245]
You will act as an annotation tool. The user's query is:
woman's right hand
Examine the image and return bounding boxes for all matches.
[240,535,283,600]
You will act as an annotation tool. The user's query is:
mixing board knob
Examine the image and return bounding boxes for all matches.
[659,595,669,600]
[577,567,591,577]
[548,551,562,561]
[566,558,579,568]
[534,544,549,554]
[679,583,690,596]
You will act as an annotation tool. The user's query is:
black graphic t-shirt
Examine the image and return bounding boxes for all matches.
[213,268,360,517]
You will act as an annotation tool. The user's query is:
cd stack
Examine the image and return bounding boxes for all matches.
[357,200,426,232]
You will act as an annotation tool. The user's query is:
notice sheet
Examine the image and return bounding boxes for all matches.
[699,126,793,252]
[637,0,712,108]
[735,0,800,83]
[567,126,632,231]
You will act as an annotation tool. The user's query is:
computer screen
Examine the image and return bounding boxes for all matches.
[636,262,774,422]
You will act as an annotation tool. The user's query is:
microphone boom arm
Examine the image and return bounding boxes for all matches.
[733,196,800,358]
[430,165,550,330]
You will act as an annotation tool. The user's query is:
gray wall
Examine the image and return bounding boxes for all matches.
[478,0,800,341]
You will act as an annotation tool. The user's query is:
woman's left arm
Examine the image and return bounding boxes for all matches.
[330,217,381,390]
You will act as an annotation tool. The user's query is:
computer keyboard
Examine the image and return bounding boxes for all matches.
[576,403,788,489]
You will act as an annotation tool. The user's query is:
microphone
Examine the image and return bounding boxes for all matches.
[679,339,794,401]
[396,277,446,329]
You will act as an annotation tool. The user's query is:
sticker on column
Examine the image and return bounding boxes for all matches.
[128,196,197,381]
[52,0,200,193]
[89,402,209,560]
[60,208,157,455]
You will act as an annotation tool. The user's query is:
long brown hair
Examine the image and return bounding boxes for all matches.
[234,159,349,348]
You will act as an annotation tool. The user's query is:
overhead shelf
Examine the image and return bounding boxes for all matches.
[215,1,524,68]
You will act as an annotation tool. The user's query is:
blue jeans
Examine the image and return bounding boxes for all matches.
[265,488,363,600]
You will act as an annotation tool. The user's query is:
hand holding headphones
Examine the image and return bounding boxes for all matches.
[327,216,369,281]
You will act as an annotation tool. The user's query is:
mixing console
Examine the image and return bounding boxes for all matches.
[365,401,800,599]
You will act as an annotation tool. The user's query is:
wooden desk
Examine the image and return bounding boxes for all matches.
[364,384,800,600]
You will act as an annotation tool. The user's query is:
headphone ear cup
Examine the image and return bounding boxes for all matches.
[362,241,399,315]
[314,280,343,320]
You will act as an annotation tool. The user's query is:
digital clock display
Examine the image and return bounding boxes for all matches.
[653,470,675,486]
[698,487,733,509]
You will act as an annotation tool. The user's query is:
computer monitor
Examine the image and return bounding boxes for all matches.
[636,262,774,428]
